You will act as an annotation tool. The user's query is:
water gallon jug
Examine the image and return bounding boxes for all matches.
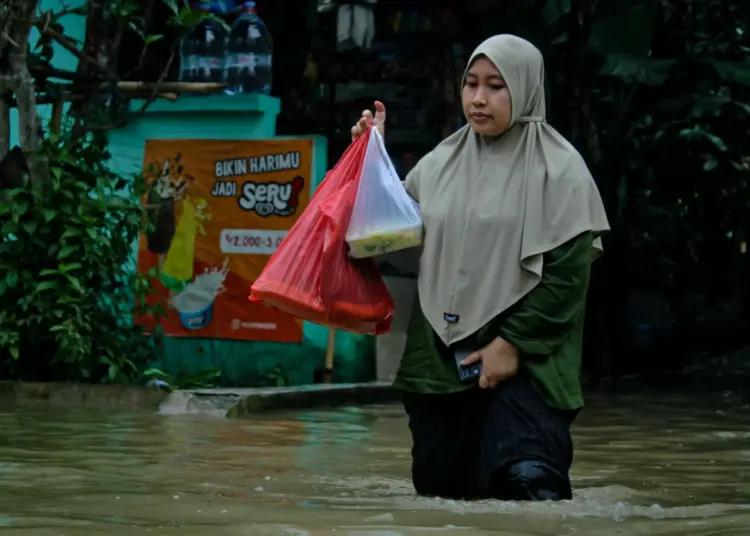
[179,2,228,84]
[225,1,273,94]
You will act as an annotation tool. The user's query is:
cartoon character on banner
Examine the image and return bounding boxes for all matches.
[142,154,231,332]
[143,157,190,276]
[162,195,211,287]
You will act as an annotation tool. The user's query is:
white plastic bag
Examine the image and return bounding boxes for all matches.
[346,128,423,258]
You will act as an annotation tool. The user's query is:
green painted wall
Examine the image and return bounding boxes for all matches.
[107,94,375,387]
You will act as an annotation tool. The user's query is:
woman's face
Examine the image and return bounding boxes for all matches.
[462,56,512,136]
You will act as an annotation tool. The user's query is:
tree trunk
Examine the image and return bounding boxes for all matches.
[2,0,46,182]
[69,0,123,135]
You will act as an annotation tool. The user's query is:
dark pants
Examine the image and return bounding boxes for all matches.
[401,373,577,501]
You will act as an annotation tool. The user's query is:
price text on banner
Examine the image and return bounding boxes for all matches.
[221,229,287,255]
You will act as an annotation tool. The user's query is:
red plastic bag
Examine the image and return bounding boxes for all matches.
[249,129,394,334]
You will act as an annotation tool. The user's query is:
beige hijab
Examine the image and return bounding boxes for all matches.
[405,34,610,346]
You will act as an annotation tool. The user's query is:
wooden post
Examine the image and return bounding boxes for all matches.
[50,96,64,135]
[323,328,336,384]
[0,95,9,162]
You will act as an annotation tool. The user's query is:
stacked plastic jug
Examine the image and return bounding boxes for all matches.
[226,1,273,95]
[179,2,227,84]
[179,1,273,95]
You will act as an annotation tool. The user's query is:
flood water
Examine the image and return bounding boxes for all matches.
[1,386,749,535]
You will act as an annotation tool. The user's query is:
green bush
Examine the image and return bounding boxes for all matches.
[0,129,160,383]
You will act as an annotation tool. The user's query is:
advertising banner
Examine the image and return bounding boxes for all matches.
[136,138,313,343]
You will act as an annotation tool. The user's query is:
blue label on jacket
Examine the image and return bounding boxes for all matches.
[444,313,459,324]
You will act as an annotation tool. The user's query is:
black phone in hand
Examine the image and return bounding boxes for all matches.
[453,347,482,382]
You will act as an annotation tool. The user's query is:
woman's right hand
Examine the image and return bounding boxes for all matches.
[351,100,386,140]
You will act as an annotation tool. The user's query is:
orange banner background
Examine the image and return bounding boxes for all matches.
[135,138,313,343]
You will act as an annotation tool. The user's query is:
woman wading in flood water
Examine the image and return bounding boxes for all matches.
[351,34,610,501]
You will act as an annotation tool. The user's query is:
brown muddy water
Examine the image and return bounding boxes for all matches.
[1,387,749,535]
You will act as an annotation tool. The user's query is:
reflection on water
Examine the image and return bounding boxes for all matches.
[0,387,749,535]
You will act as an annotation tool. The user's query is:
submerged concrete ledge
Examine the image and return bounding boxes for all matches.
[0,380,398,416]
[2,375,747,416]
[0,381,168,411]
[160,382,399,418]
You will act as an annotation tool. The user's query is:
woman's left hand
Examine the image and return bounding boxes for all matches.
[461,337,519,389]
